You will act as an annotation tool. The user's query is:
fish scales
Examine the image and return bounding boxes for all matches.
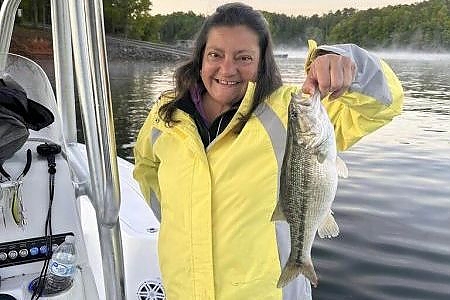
[283,140,336,264]
[272,92,345,289]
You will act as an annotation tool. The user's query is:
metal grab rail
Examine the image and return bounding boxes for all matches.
[67,0,126,299]
[50,0,77,144]
[0,0,21,71]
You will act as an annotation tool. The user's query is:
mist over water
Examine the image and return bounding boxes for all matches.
[108,53,450,299]
[275,46,450,61]
[374,51,450,61]
[274,47,309,59]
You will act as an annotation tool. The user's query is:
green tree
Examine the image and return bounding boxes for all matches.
[128,0,152,39]
[14,0,450,50]
[103,0,152,37]
[18,0,50,27]
[158,12,204,43]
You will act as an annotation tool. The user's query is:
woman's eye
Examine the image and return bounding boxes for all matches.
[207,52,220,59]
[238,56,253,64]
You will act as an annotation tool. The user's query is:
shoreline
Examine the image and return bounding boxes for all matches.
[11,26,186,61]
[105,37,187,61]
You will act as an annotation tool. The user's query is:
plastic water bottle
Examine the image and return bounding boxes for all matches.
[45,235,77,293]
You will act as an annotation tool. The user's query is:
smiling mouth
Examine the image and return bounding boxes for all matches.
[215,79,240,85]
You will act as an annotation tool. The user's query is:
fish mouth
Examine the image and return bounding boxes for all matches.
[289,92,329,145]
[294,92,321,107]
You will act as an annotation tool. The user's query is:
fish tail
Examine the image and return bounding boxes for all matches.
[277,260,318,288]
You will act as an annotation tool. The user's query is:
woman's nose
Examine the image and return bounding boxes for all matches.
[219,56,237,75]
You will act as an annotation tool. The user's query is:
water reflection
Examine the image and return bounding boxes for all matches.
[108,60,177,160]
[390,59,450,117]
[311,57,450,299]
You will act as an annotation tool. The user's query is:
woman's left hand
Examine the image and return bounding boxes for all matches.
[302,53,356,100]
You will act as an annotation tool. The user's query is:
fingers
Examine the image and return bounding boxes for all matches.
[302,54,356,100]
[301,73,317,96]
[316,56,334,97]
[330,56,355,99]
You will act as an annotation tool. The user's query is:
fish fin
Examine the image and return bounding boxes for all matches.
[316,149,328,163]
[271,202,286,222]
[277,260,318,288]
[336,156,349,178]
[318,211,339,239]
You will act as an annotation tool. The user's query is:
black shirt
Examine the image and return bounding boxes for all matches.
[175,94,240,147]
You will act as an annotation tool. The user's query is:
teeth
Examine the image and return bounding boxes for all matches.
[217,79,238,85]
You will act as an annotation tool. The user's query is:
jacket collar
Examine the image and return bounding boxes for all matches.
[162,82,257,152]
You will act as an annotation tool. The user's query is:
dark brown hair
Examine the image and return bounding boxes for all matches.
[158,2,282,129]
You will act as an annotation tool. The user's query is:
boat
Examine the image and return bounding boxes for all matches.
[274,53,288,58]
[0,0,164,299]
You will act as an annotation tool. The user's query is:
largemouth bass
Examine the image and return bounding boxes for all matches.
[272,92,348,288]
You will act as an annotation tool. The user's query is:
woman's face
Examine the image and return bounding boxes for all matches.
[201,25,260,107]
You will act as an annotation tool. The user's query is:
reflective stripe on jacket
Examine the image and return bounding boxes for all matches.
[133,44,403,300]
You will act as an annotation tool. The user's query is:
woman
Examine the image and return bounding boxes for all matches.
[134,2,403,300]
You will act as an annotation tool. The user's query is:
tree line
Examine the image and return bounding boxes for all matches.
[15,0,450,50]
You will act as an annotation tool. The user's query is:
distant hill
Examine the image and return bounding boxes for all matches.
[326,0,450,51]
[11,0,450,52]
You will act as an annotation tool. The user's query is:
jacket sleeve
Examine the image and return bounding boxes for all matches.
[133,105,162,221]
[305,40,404,151]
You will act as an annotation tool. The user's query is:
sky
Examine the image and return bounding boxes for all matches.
[150,0,425,16]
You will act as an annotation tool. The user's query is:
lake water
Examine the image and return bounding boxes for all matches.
[105,52,450,299]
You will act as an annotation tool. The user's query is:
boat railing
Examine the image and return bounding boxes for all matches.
[0,0,20,70]
[67,0,126,297]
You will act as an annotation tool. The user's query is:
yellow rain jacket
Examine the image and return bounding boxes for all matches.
[133,42,403,300]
